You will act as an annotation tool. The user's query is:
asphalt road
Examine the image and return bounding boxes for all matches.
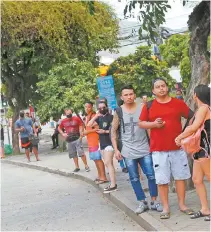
[1,163,144,231]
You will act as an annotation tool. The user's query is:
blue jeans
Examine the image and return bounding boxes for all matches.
[124,154,158,201]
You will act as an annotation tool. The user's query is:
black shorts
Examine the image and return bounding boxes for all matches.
[21,137,31,149]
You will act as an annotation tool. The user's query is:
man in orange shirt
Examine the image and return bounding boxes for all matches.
[83,101,107,184]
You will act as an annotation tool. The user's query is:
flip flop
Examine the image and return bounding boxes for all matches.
[94,178,100,182]
[95,180,109,185]
[160,212,170,219]
[180,208,195,215]
[190,211,209,219]
[204,216,210,221]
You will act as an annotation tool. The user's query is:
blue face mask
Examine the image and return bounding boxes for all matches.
[176,96,183,100]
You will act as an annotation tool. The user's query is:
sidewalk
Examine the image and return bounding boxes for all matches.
[2,129,210,231]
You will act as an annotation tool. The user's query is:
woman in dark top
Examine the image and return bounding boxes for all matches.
[88,101,117,193]
[175,85,210,221]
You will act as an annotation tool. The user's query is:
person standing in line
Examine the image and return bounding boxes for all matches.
[175,84,210,221]
[58,108,90,172]
[83,101,108,184]
[0,123,5,159]
[25,112,30,118]
[111,85,162,214]
[51,120,59,149]
[142,95,148,104]
[15,111,40,162]
[176,89,184,100]
[88,101,117,193]
[139,78,194,219]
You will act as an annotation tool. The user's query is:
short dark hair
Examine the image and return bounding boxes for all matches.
[152,78,168,88]
[99,100,108,107]
[85,101,93,106]
[19,111,25,117]
[176,89,182,94]
[121,84,135,93]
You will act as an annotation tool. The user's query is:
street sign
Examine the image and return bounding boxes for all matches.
[97,75,117,110]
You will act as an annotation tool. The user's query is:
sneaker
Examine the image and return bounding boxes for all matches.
[122,168,128,173]
[103,184,118,193]
[73,168,80,172]
[135,201,149,214]
[151,201,163,212]
[85,166,90,172]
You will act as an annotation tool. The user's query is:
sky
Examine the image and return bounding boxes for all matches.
[98,0,200,81]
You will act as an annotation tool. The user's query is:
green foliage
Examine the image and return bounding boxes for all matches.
[1,1,118,122]
[180,56,191,88]
[2,1,118,61]
[108,46,175,97]
[37,59,98,122]
[159,34,191,87]
[124,1,171,44]
[1,84,7,95]
[6,107,14,119]
[159,34,190,66]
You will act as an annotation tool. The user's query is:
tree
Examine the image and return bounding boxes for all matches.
[124,0,210,106]
[108,46,175,97]
[186,1,210,108]
[124,1,171,45]
[159,34,191,88]
[1,1,119,152]
[36,59,98,123]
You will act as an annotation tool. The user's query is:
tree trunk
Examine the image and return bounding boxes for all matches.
[186,1,210,109]
[185,1,210,190]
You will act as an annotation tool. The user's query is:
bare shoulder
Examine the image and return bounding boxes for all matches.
[196,104,210,117]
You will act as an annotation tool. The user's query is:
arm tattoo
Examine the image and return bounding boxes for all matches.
[111,112,120,140]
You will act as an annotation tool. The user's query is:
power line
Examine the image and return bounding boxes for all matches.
[117,29,188,48]
[119,13,190,32]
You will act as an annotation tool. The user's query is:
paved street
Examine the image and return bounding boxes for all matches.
[1,163,144,231]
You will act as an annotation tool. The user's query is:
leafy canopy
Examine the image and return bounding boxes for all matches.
[159,34,191,88]
[37,59,98,122]
[2,1,119,61]
[108,46,175,97]
[124,1,171,44]
[1,1,119,114]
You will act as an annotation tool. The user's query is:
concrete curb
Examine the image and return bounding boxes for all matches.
[2,159,170,231]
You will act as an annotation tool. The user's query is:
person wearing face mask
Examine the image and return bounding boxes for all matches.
[58,108,90,172]
[15,111,40,162]
[88,101,117,193]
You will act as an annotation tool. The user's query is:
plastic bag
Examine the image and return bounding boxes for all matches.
[4,144,13,155]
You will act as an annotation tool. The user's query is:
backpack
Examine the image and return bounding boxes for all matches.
[181,105,210,157]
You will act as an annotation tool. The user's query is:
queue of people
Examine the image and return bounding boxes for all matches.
[14,80,210,221]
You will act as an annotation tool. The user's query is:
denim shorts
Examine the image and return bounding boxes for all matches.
[152,149,191,185]
[88,146,102,160]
